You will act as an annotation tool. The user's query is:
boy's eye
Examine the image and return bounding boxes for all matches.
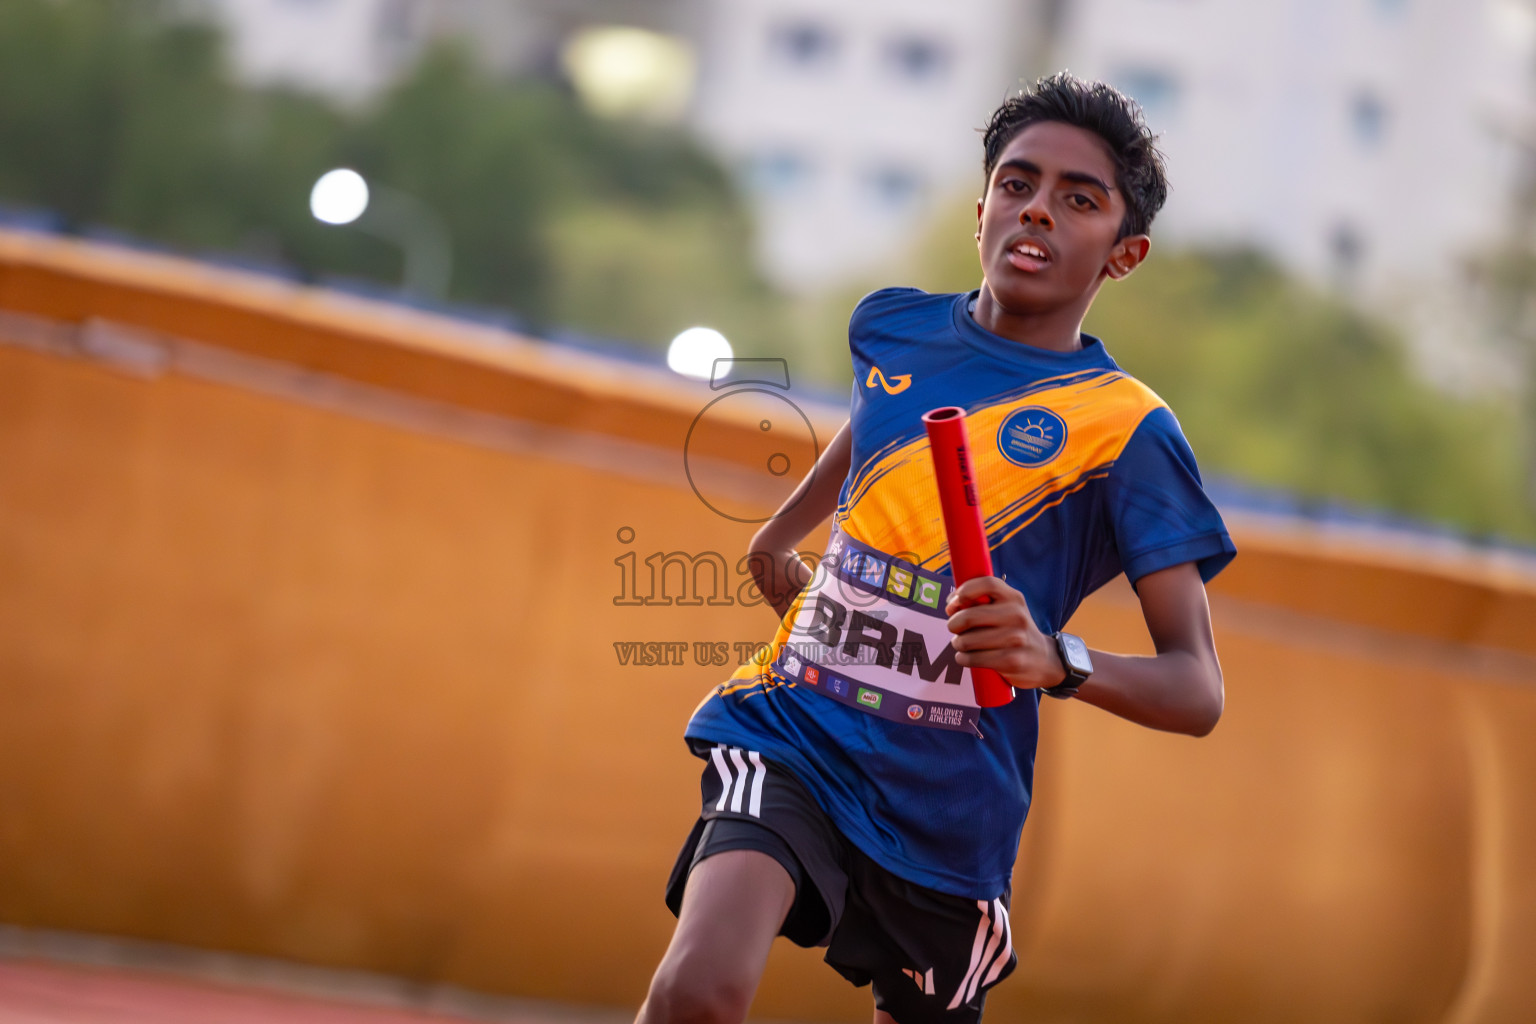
[1001,178,1030,194]
[1067,193,1098,210]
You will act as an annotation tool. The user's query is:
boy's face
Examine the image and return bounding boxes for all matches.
[975,121,1149,316]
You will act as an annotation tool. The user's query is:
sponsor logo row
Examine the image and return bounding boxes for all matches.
[777,650,975,731]
[828,532,948,611]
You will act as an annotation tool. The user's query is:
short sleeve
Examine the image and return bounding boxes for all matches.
[847,287,925,361]
[1105,407,1236,585]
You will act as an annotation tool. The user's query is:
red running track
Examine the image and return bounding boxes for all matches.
[0,960,588,1024]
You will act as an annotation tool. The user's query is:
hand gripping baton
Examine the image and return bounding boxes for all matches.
[922,407,1015,708]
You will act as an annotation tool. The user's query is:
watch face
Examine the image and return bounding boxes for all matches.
[1061,633,1092,674]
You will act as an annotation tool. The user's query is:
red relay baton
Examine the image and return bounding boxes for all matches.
[922,407,1014,708]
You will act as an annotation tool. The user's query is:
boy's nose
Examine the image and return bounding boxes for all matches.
[1020,203,1053,230]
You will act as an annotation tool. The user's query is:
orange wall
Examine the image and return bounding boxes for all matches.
[2,231,1534,1023]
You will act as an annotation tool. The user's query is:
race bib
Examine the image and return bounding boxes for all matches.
[774,526,985,735]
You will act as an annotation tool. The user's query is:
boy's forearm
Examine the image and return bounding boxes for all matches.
[1069,648,1223,737]
[946,566,1224,737]
[1065,561,1224,737]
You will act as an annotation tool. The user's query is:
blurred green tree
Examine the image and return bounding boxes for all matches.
[1469,153,1536,509]
[346,47,784,348]
[0,0,238,241]
[0,0,785,351]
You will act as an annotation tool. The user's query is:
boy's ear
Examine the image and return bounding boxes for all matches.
[1104,234,1151,280]
[975,197,984,240]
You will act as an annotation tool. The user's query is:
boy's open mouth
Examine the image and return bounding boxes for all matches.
[1007,236,1052,272]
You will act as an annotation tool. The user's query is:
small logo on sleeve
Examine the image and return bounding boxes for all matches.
[856,688,883,709]
[865,366,912,395]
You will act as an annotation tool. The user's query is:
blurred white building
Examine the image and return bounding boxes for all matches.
[198,0,426,100]
[688,0,1051,292]
[1055,0,1536,386]
[199,0,701,100]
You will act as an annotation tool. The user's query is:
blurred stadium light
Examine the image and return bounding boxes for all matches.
[310,168,370,225]
[561,25,696,122]
[666,325,732,378]
[310,169,451,301]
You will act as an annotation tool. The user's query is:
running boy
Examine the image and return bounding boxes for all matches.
[637,73,1236,1024]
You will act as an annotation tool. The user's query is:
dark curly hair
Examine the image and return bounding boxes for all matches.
[982,72,1169,239]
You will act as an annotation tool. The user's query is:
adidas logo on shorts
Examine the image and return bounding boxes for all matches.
[902,967,935,995]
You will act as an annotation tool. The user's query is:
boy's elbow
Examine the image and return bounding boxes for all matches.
[1186,705,1221,738]
[1185,666,1224,737]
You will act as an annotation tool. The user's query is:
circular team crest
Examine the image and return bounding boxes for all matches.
[907,704,924,721]
[997,407,1067,468]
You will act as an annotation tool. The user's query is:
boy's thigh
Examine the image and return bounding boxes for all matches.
[660,848,796,980]
[641,850,797,1024]
[827,858,1016,1024]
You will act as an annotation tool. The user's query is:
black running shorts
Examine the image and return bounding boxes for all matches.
[665,743,1017,1024]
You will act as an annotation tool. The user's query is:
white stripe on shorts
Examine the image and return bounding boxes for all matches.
[710,745,733,812]
[747,751,767,818]
[964,899,1008,1004]
[979,899,1014,989]
[728,747,750,812]
[948,900,994,1010]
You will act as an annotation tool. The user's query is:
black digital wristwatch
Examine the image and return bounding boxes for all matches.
[1044,631,1093,699]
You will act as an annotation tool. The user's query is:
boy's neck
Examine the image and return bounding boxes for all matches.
[971,283,1093,354]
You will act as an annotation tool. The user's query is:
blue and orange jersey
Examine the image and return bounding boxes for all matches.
[685,287,1236,898]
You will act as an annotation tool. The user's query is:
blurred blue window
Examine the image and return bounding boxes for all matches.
[1329,221,1365,280]
[1373,0,1409,17]
[769,22,839,68]
[865,165,924,211]
[1113,68,1178,124]
[747,152,813,197]
[886,36,950,82]
[1351,91,1388,147]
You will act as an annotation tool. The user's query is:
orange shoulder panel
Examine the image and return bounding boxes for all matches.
[837,372,1165,570]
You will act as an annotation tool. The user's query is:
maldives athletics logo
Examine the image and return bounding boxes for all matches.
[997,406,1067,468]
